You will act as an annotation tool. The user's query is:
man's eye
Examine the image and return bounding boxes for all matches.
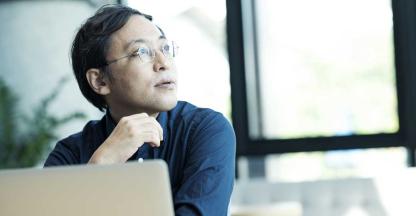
[134,47,150,56]
[162,44,171,52]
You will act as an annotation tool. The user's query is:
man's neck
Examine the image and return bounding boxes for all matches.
[108,107,159,123]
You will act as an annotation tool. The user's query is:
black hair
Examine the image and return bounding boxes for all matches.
[71,4,153,111]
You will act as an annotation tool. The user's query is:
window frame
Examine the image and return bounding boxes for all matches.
[226,0,416,166]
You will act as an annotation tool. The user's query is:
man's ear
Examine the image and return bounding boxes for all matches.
[86,68,111,95]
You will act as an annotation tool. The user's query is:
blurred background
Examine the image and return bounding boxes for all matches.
[0,0,408,179]
[2,0,416,215]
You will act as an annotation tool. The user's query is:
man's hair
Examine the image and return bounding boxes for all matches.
[71,4,152,111]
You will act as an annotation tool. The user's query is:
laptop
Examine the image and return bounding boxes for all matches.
[0,160,174,216]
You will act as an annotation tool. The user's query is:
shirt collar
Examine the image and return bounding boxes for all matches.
[105,110,116,137]
[157,111,168,142]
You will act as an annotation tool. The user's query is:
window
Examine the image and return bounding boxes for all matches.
[227,0,416,168]
[253,0,398,139]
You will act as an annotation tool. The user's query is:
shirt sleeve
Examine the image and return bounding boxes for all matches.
[44,140,80,167]
[174,111,236,216]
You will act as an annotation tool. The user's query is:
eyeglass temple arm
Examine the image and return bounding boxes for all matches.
[105,54,132,66]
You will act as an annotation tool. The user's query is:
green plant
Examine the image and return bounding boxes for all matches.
[0,77,86,169]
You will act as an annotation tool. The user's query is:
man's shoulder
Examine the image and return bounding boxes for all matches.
[170,101,231,134]
[172,101,226,123]
[172,102,235,160]
[58,118,104,145]
[45,118,105,166]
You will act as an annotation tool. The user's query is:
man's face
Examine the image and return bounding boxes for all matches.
[104,15,178,114]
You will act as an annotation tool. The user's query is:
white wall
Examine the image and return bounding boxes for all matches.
[0,1,107,145]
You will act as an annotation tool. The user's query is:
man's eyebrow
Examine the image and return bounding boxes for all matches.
[124,36,167,50]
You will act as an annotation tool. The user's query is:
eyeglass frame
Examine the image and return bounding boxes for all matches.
[101,39,178,67]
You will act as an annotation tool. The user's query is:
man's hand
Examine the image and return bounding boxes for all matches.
[88,113,163,164]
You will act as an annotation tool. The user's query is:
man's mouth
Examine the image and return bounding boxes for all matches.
[155,79,176,89]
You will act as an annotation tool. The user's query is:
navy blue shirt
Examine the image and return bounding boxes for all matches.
[44,101,236,216]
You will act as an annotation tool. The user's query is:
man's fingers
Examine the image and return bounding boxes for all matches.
[126,113,163,141]
[141,131,161,147]
[150,117,163,141]
[137,121,162,141]
[127,112,149,119]
[119,113,148,124]
[120,113,163,147]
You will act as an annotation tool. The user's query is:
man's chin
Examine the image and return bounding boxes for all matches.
[156,98,178,112]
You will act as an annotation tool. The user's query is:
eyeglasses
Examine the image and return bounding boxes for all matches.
[103,40,178,67]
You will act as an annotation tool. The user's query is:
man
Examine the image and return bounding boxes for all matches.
[44,4,236,216]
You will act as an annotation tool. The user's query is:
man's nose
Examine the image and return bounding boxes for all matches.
[153,51,170,72]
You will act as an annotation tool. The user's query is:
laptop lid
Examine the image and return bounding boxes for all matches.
[0,160,174,216]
